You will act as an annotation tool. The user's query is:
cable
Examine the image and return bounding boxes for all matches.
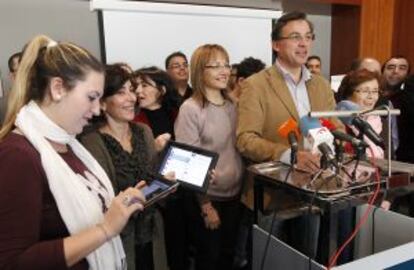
[326,147,381,269]
[371,187,389,254]
[259,165,293,270]
[307,188,318,270]
[371,206,379,254]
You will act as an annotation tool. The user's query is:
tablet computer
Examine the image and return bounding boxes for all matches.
[140,178,179,208]
[158,141,219,193]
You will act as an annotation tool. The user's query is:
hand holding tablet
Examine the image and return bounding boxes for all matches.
[137,141,219,208]
[158,141,219,193]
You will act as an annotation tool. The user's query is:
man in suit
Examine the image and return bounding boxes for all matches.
[237,11,339,258]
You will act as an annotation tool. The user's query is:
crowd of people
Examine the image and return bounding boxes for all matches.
[0,10,413,270]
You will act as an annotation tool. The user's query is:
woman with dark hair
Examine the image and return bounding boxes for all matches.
[335,69,384,264]
[336,69,384,158]
[80,63,173,270]
[0,35,145,269]
[175,44,243,270]
[133,67,178,139]
[133,67,194,270]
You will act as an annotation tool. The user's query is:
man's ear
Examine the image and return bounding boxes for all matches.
[160,86,166,96]
[271,40,280,54]
[100,100,107,112]
[49,77,67,102]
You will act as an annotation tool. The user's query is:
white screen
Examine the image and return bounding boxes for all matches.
[160,146,213,187]
[93,1,281,69]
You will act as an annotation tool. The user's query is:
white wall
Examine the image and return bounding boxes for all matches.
[97,1,280,69]
[0,0,332,88]
[0,0,101,91]
[136,0,282,9]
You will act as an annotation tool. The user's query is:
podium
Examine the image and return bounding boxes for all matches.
[249,160,414,264]
[253,208,414,270]
[252,225,325,270]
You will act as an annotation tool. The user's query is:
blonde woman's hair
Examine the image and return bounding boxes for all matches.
[190,44,230,107]
[0,35,103,141]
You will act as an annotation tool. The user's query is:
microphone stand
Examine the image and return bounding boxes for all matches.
[350,142,366,183]
[283,147,297,184]
[359,105,392,177]
[333,139,348,187]
[290,148,297,168]
[308,151,340,189]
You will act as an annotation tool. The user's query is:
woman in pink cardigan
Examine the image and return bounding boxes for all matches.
[174,44,243,270]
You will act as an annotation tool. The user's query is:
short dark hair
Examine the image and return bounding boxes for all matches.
[8,52,22,72]
[271,11,314,41]
[307,55,321,63]
[381,55,411,74]
[165,51,188,69]
[103,64,133,99]
[236,57,266,79]
[90,63,133,126]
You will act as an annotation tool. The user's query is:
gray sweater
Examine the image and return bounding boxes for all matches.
[175,98,243,199]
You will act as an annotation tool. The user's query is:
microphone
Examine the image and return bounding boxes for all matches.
[320,117,369,148]
[288,131,298,151]
[300,116,337,169]
[335,100,361,125]
[318,142,336,168]
[331,130,369,148]
[277,118,299,165]
[299,116,335,155]
[336,100,385,148]
[352,117,385,148]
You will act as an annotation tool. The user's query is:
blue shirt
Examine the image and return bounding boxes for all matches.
[275,60,312,163]
[275,60,312,118]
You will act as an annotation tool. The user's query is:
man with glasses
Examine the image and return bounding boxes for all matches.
[165,51,193,106]
[237,11,341,258]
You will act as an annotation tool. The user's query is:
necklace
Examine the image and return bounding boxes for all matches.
[208,99,226,107]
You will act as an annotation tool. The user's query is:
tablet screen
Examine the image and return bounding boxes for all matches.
[142,179,171,199]
[159,143,215,189]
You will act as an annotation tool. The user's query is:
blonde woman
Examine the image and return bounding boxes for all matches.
[175,44,243,270]
[0,35,145,269]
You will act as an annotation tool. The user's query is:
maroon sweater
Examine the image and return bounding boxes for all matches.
[0,133,88,270]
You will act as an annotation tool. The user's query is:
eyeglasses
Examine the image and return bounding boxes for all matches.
[168,63,189,69]
[355,89,379,96]
[278,33,315,43]
[205,64,232,71]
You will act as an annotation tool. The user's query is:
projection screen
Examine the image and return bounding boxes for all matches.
[91,0,281,69]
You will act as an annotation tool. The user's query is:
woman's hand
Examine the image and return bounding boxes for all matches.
[201,201,221,230]
[101,187,146,238]
[154,133,171,152]
[163,171,176,182]
[209,169,217,185]
[380,200,391,210]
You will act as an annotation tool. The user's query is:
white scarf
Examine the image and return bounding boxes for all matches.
[15,101,126,269]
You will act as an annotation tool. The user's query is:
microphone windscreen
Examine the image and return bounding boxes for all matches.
[299,116,322,136]
[335,100,361,125]
[320,118,336,131]
[277,118,300,138]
